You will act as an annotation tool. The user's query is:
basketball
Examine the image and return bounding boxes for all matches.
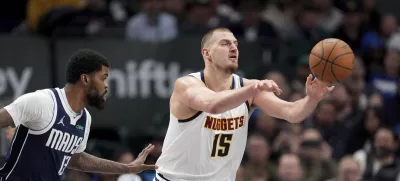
[309,38,355,84]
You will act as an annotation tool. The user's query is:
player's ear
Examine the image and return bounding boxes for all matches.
[80,74,90,85]
[202,48,211,61]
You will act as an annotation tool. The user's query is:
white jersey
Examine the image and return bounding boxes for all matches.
[155,72,250,181]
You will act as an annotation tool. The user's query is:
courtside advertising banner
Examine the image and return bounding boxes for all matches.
[0,36,51,107]
[55,37,262,132]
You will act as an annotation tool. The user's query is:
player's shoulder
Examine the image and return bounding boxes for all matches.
[174,74,204,88]
[16,89,53,104]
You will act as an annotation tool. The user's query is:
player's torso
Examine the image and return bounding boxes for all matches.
[156,72,251,181]
[0,88,88,181]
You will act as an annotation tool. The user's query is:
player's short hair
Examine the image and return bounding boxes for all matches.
[201,27,232,49]
[66,49,110,84]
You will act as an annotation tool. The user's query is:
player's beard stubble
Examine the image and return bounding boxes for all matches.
[215,62,238,74]
[87,84,107,110]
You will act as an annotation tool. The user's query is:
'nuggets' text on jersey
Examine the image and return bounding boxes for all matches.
[204,115,244,131]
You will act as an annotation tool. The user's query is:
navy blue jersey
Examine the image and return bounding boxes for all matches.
[0,88,88,181]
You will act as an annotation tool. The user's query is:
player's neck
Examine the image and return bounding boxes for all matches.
[203,68,233,92]
[64,84,87,113]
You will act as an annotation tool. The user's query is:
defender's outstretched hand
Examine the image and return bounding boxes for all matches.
[305,74,335,101]
[127,144,159,173]
[254,79,283,95]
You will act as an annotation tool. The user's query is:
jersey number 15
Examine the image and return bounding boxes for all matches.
[211,134,233,157]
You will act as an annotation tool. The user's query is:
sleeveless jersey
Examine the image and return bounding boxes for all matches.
[155,71,250,181]
[0,88,89,181]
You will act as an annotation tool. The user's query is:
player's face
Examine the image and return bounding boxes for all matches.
[208,32,239,73]
[87,66,109,110]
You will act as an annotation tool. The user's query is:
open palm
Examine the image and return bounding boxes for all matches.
[127,144,158,173]
[305,74,335,101]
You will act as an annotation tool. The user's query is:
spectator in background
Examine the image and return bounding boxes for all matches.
[139,135,163,181]
[297,128,337,181]
[209,0,239,25]
[272,122,303,159]
[264,71,291,100]
[163,0,186,25]
[333,0,365,51]
[344,56,368,111]
[291,55,312,93]
[243,134,275,181]
[125,0,178,42]
[285,2,328,59]
[312,0,343,33]
[179,0,216,35]
[262,0,298,39]
[384,81,400,129]
[329,85,363,127]
[116,150,143,181]
[360,14,398,59]
[277,153,304,181]
[252,112,279,144]
[228,0,278,43]
[346,106,383,155]
[235,165,245,181]
[353,127,400,181]
[36,0,119,37]
[26,0,84,32]
[309,99,350,159]
[369,50,400,99]
[361,0,381,31]
[325,156,362,181]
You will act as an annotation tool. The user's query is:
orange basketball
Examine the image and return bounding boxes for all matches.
[309,38,355,84]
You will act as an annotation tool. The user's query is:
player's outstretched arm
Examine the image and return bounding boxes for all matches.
[175,76,258,114]
[248,75,334,123]
[68,144,158,174]
[0,108,15,129]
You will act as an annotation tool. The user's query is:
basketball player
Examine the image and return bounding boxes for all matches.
[0,49,157,181]
[153,28,335,181]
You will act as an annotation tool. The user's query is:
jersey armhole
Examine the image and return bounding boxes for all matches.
[177,73,205,123]
[177,111,203,123]
[239,77,250,112]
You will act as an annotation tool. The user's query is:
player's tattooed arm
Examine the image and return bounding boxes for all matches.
[68,144,158,174]
[0,108,15,129]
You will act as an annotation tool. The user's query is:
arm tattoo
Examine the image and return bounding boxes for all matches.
[68,152,130,174]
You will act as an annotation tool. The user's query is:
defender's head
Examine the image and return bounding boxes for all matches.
[66,49,109,110]
[201,28,238,73]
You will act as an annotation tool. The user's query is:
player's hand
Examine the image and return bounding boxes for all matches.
[127,144,158,173]
[254,79,283,95]
[305,74,335,101]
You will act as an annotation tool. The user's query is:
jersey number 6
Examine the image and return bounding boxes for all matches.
[211,134,233,157]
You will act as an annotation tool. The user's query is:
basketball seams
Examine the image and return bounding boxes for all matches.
[318,40,324,79]
[330,52,354,69]
[310,53,353,70]
[331,53,355,83]
[321,40,340,81]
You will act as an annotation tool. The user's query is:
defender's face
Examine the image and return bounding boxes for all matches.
[208,32,239,73]
[87,66,109,110]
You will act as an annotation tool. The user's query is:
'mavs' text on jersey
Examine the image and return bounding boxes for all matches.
[204,116,244,131]
[45,129,83,154]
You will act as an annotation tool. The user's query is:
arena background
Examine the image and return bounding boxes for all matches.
[0,0,399,181]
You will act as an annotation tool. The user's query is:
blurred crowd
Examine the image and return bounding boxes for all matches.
[1,0,400,181]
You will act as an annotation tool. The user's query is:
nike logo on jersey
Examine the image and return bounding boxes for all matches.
[45,128,83,154]
[58,116,65,126]
[204,115,245,131]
